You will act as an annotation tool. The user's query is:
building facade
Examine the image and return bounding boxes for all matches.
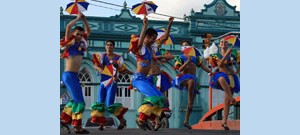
[60,0,240,128]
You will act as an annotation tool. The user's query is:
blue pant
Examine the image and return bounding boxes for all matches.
[132,73,162,97]
[98,81,118,106]
[62,72,84,103]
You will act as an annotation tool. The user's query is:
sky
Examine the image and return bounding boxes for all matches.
[60,0,240,21]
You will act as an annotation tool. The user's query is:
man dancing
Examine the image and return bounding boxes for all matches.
[129,16,173,131]
[90,40,133,131]
[60,12,91,134]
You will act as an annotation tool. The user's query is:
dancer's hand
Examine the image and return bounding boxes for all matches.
[80,13,86,19]
[169,17,174,23]
[76,12,83,19]
[143,15,148,26]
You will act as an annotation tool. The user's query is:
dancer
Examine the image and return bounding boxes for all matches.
[90,40,133,130]
[208,38,240,130]
[129,16,173,131]
[60,12,91,134]
[147,17,174,129]
[173,41,211,129]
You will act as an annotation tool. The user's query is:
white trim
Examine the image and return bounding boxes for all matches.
[79,67,94,109]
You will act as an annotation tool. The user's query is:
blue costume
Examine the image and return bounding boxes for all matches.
[132,44,166,121]
[90,53,128,124]
[173,54,203,94]
[209,51,240,93]
[147,46,173,109]
[60,35,88,127]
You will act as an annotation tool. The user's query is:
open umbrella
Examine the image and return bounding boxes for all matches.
[223,35,240,47]
[132,1,158,15]
[156,29,174,45]
[182,46,201,57]
[100,64,116,87]
[66,0,89,14]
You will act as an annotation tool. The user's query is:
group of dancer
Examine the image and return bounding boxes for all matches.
[60,13,240,134]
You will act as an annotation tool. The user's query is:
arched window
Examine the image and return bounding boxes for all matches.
[78,68,91,83]
[115,74,134,109]
[79,67,94,109]
[117,74,131,84]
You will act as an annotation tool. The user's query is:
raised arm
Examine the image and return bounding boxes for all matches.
[80,13,91,37]
[65,13,82,41]
[157,17,174,45]
[137,16,148,48]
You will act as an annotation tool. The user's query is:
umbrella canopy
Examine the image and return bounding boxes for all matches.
[156,29,174,45]
[66,0,89,14]
[132,1,158,15]
[182,46,201,57]
[223,35,240,47]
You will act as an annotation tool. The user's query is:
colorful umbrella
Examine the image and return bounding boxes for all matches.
[182,46,201,57]
[132,1,158,15]
[66,0,89,14]
[100,64,116,87]
[156,29,174,45]
[223,35,240,47]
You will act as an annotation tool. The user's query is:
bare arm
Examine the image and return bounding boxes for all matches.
[80,13,91,37]
[94,64,103,72]
[157,17,174,45]
[153,54,174,60]
[217,48,232,66]
[137,16,148,48]
[178,62,188,72]
[120,68,134,75]
[65,13,81,41]
[235,64,240,74]
[178,57,191,72]
[200,63,212,73]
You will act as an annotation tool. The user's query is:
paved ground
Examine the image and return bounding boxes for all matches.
[61,128,240,135]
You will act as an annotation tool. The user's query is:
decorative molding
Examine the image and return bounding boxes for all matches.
[114,24,138,32]
[191,0,239,17]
